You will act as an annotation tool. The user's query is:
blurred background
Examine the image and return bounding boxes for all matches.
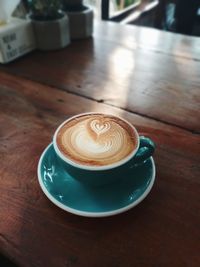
[14,0,200,36]
[88,0,200,36]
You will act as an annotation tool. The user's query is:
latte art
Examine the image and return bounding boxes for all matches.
[56,114,138,166]
[90,120,111,135]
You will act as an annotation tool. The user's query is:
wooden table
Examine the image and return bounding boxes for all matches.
[0,21,200,267]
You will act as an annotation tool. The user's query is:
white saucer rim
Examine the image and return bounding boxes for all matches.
[37,143,156,218]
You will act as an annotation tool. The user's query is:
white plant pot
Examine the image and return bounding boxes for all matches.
[31,14,70,51]
[66,6,93,40]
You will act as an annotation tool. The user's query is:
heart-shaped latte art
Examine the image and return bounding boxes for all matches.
[90,120,111,135]
[57,114,137,166]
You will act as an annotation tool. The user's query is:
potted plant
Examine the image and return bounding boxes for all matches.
[27,0,70,50]
[62,0,93,39]
[62,0,85,11]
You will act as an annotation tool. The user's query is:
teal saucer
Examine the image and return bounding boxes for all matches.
[38,144,156,217]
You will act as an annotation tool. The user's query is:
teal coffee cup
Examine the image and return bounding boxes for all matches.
[53,113,155,186]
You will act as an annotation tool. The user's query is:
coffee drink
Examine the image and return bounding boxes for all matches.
[56,113,138,166]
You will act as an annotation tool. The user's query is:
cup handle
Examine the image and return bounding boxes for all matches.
[134,136,155,164]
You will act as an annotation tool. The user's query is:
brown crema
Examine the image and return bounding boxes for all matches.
[56,113,138,167]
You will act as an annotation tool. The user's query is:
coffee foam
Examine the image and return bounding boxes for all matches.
[56,114,138,166]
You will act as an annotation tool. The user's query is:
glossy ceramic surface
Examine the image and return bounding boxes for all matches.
[38,144,156,217]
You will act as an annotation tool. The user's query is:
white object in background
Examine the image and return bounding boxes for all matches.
[31,14,70,51]
[0,0,20,23]
[67,6,93,40]
[0,17,36,64]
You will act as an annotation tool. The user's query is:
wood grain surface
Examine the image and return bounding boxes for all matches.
[0,71,200,267]
[93,22,200,60]
[0,21,200,133]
